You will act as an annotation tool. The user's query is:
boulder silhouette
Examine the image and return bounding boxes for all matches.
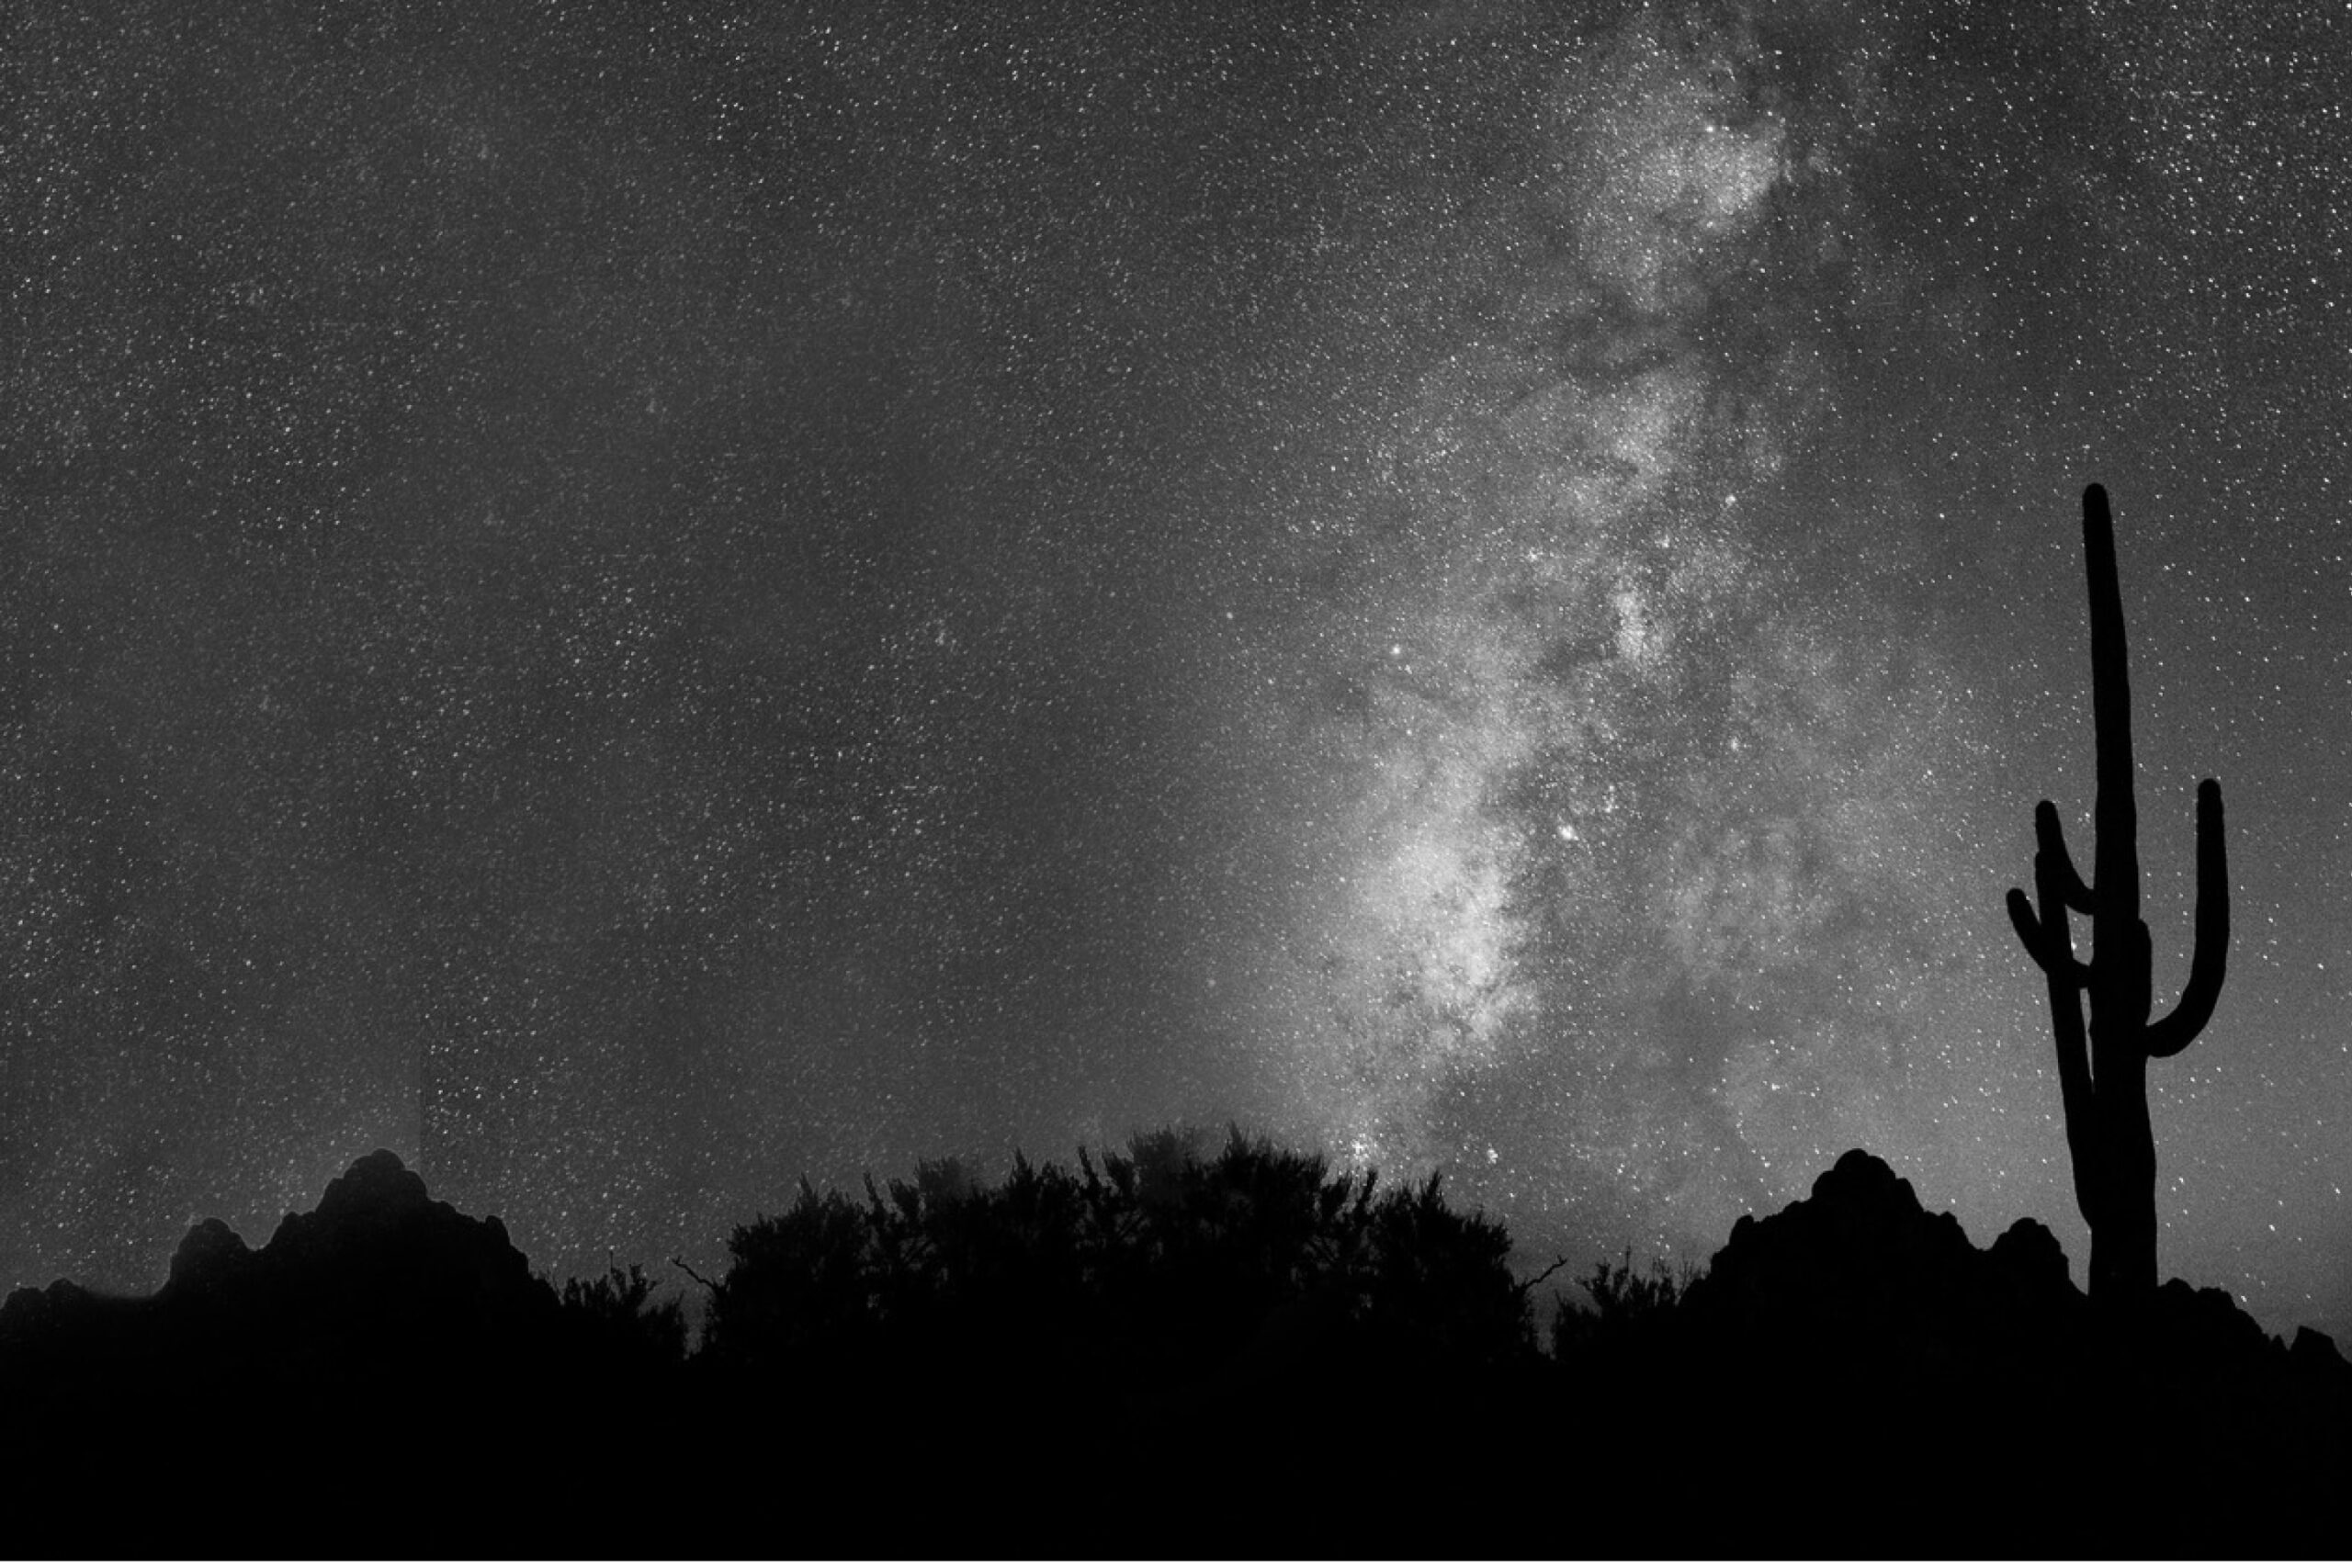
[165,1215,255,1298]
[1987,1213,2068,1292]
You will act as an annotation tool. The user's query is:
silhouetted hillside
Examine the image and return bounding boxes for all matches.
[1552,1149,2352,1556]
[4,1153,545,1422]
[0,1150,683,1554]
[3,1137,2346,1557]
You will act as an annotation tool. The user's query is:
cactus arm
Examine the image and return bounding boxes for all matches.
[2007,886,2091,986]
[2081,484,2141,922]
[2032,800,2098,914]
[2009,800,2095,983]
[2019,855,2100,1227]
[2146,778,2230,1060]
[2006,886,2048,964]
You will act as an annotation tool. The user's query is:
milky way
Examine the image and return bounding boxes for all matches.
[5,2,2348,1341]
[1190,3,2015,1258]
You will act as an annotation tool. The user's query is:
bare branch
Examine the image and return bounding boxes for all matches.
[669,1255,721,1294]
[1515,1255,1574,1299]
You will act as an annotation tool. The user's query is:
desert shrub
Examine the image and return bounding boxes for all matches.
[1362,1169,1526,1368]
[1552,1247,1701,1359]
[557,1262,687,1371]
[688,1125,1538,1404]
[701,1179,876,1373]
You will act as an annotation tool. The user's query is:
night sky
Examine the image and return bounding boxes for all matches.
[6,0,2348,1342]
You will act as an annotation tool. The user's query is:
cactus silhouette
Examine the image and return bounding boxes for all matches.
[2006,483,2230,1306]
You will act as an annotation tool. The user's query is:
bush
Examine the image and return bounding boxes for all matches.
[701,1179,875,1373]
[689,1125,1537,1409]
[557,1262,687,1371]
[1552,1247,1700,1359]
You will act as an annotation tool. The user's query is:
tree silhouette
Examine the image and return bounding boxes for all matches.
[2006,483,2231,1307]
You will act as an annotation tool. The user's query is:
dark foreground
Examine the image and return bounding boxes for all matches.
[6,1145,2347,1558]
[8,1359,2346,1559]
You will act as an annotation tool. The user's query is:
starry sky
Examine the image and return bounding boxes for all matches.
[5,0,2348,1340]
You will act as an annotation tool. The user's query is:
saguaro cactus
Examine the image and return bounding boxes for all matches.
[2005,484,2229,1307]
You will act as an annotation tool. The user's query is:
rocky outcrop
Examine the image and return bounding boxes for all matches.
[1677,1148,2091,1380]
[1674,1148,2352,1393]
[165,1214,255,1296]
[3,1150,559,1418]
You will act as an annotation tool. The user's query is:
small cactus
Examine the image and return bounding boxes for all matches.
[2005,484,2230,1307]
